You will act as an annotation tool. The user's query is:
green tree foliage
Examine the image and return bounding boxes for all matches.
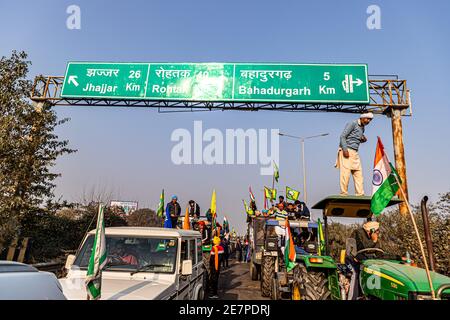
[0,51,75,250]
[19,203,128,263]
[327,192,450,276]
[126,208,163,227]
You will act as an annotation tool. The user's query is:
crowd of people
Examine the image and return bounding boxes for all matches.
[246,195,311,223]
[162,195,232,299]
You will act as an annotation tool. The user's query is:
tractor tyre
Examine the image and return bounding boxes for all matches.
[293,264,331,300]
[271,277,280,300]
[250,262,258,281]
[260,256,275,297]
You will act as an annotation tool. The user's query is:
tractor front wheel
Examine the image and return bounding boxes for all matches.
[293,264,331,300]
[250,262,258,281]
[261,256,275,297]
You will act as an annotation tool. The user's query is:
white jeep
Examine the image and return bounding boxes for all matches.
[59,227,207,300]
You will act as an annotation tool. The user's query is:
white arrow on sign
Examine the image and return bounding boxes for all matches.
[353,78,363,86]
[68,75,79,87]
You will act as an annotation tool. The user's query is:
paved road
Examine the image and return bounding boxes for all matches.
[215,259,269,300]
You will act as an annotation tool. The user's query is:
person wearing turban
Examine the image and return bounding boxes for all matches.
[209,236,224,299]
[335,112,374,196]
[347,220,401,299]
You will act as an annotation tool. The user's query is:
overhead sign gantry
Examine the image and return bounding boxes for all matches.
[60,62,370,104]
[30,61,411,215]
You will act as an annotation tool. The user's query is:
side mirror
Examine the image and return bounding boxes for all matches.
[181,260,192,276]
[346,238,357,257]
[65,254,76,270]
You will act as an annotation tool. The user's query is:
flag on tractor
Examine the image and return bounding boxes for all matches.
[243,199,253,215]
[156,189,164,218]
[317,218,325,256]
[183,206,190,230]
[85,204,107,300]
[264,186,277,200]
[223,216,229,234]
[371,137,402,215]
[284,218,296,272]
[249,186,256,202]
[286,186,300,201]
[210,189,217,219]
[264,188,267,209]
[163,202,172,229]
[273,161,279,183]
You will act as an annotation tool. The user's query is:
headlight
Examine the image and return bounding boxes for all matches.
[267,241,277,249]
[309,257,323,264]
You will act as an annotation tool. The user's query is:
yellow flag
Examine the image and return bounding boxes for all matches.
[210,189,217,218]
[183,206,190,230]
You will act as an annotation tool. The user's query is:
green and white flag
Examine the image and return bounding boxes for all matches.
[286,186,300,201]
[156,189,164,218]
[371,137,401,215]
[273,161,279,183]
[85,204,107,300]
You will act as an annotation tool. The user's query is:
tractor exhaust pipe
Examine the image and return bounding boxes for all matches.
[420,196,436,271]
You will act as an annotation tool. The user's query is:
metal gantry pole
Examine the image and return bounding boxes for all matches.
[279,132,328,203]
[301,139,307,203]
[390,107,409,215]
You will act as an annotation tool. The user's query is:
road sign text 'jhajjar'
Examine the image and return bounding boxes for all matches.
[61,62,369,104]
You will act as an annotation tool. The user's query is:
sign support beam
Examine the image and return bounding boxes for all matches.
[389,107,409,215]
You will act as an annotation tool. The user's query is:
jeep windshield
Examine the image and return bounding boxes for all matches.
[74,235,178,274]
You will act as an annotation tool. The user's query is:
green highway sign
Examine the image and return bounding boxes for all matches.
[61,62,369,104]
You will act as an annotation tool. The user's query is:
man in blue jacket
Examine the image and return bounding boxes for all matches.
[335,113,373,196]
[165,195,181,228]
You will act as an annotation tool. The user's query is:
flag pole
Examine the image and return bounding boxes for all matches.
[393,174,436,299]
[271,175,275,206]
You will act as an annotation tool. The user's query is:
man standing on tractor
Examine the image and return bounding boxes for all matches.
[335,112,373,196]
[294,200,310,219]
[278,195,287,208]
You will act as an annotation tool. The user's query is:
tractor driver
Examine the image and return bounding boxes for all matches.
[347,221,381,299]
[347,221,405,299]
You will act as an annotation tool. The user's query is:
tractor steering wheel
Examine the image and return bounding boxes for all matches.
[355,247,385,256]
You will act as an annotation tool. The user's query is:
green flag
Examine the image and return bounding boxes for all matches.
[264,186,277,201]
[243,199,253,215]
[273,161,279,183]
[286,186,300,201]
[85,204,107,300]
[317,218,325,256]
[156,189,164,217]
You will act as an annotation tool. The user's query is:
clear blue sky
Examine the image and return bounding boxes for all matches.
[1,0,449,235]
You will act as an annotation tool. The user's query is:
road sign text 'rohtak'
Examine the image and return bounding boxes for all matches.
[61,62,369,104]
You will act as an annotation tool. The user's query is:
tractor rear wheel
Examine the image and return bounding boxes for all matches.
[260,256,275,297]
[293,264,331,300]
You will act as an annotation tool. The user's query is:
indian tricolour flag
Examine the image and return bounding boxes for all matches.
[284,218,296,272]
[371,137,401,215]
[85,204,107,300]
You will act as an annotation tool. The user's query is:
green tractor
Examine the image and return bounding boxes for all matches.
[247,216,266,281]
[312,195,450,300]
[260,217,340,300]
